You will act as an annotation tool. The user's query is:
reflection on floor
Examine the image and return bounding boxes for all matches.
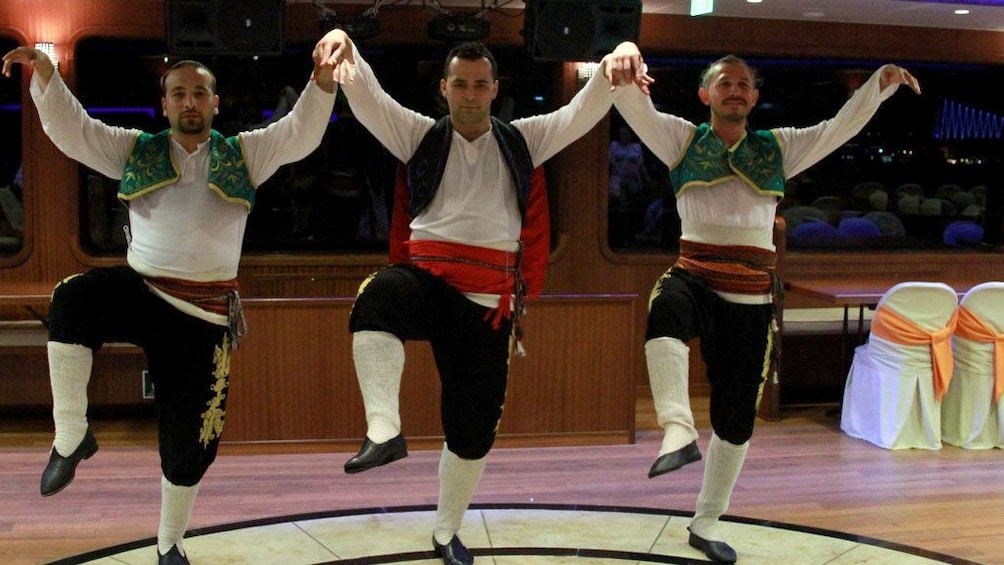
[54,504,960,565]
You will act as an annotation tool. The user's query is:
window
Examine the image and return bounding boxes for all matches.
[0,37,23,256]
[73,38,558,256]
[608,57,1004,253]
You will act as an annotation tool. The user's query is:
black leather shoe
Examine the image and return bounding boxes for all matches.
[433,535,474,565]
[688,530,737,564]
[158,545,191,565]
[40,427,98,497]
[344,434,407,474]
[648,440,701,478]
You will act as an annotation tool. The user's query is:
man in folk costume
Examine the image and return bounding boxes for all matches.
[2,41,337,564]
[608,43,920,563]
[314,29,645,565]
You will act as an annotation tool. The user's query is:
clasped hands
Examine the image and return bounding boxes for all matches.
[605,41,655,95]
[313,28,356,86]
[310,33,655,94]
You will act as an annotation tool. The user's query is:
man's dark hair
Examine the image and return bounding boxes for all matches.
[160,60,217,94]
[700,55,760,88]
[442,42,498,80]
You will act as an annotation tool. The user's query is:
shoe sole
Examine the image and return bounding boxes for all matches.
[344,449,408,474]
[688,531,737,563]
[647,445,701,478]
[41,440,98,497]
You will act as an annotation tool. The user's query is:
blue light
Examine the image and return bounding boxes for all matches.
[934,98,1004,140]
[87,107,157,120]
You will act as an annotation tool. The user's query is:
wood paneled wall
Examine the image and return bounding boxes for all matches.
[1,1,1002,401]
[224,294,637,447]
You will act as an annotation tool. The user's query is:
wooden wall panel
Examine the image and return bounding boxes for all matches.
[224,298,366,443]
[500,295,637,441]
[224,295,636,448]
[0,346,149,408]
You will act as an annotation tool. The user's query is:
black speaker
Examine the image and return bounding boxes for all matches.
[524,0,641,61]
[167,0,284,56]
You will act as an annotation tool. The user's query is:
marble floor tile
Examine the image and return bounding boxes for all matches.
[297,510,490,558]
[63,504,956,565]
[480,508,668,553]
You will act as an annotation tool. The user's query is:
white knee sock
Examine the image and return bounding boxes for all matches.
[645,337,698,456]
[689,434,749,542]
[353,330,405,443]
[158,476,200,556]
[433,445,486,545]
[47,341,93,456]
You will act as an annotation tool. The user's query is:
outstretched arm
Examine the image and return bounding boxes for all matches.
[238,31,342,185]
[2,46,56,90]
[323,29,433,162]
[780,63,921,179]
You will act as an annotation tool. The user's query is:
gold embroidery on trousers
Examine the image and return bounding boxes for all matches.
[199,334,231,447]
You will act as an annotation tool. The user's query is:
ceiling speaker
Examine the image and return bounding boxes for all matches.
[524,0,641,61]
[167,0,284,55]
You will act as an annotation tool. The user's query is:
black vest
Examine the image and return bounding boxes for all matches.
[406,116,533,218]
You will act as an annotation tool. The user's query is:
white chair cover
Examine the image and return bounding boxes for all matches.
[941,282,1004,449]
[841,282,959,449]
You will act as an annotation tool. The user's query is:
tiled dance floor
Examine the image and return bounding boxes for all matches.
[50,503,970,565]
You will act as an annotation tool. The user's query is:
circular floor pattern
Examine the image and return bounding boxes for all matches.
[48,503,975,565]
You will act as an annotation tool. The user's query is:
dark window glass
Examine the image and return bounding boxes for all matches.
[609,57,1004,253]
[0,37,24,256]
[74,37,558,256]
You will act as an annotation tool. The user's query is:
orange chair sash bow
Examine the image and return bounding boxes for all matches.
[956,305,1004,402]
[871,305,959,400]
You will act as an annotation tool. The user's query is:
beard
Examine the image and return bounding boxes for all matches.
[713,104,748,123]
[176,115,207,135]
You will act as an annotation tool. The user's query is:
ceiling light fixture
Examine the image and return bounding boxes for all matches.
[690,0,713,16]
[34,42,57,68]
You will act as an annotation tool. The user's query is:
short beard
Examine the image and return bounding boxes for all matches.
[177,117,206,135]
[713,109,746,124]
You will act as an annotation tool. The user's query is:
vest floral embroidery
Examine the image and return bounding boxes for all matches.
[119,130,255,211]
[670,123,784,198]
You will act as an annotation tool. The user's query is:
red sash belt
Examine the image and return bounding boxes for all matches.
[146,276,248,347]
[407,239,523,333]
[674,239,778,295]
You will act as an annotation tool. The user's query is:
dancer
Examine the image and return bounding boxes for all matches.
[2,39,337,564]
[608,43,920,563]
[313,29,645,565]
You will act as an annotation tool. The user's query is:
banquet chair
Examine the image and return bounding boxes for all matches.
[840,282,959,449]
[837,216,882,239]
[941,282,1004,449]
[863,211,906,237]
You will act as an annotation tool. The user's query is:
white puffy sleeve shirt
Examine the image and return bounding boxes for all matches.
[613,65,899,251]
[31,71,336,283]
[339,52,618,251]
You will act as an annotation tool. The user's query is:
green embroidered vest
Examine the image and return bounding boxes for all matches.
[670,123,785,198]
[119,130,255,211]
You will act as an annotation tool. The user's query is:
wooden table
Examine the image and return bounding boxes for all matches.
[0,281,55,306]
[0,281,56,323]
[785,278,978,376]
[786,278,975,308]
